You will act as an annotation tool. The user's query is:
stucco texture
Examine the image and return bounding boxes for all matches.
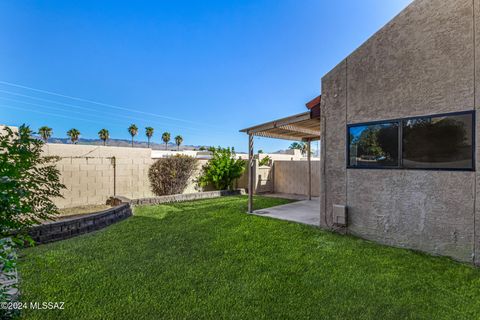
[321,0,478,262]
[320,61,347,227]
[347,0,475,124]
[347,170,475,261]
[474,0,480,265]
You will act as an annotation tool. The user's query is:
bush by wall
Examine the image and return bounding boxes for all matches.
[198,147,246,190]
[259,155,272,167]
[148,155,198,196]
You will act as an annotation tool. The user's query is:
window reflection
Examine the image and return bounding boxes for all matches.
[403,114,473,169]
[348,122,399,167]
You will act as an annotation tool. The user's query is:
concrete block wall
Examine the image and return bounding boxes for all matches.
[43,145,251,209]
[0,125,18,133]
[43,144,155,209]
[274,161,320,196]
[54,156,116,208]
[320,0,480,263]
[44,143,316,209]
[183,159,209,194]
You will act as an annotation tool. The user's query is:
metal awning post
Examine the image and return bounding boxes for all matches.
[248,133,254,213]
[307,140,311,201]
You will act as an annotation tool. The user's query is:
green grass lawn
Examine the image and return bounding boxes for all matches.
[19,196,480,319]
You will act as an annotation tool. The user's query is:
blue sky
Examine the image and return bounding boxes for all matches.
[0,0,412,153]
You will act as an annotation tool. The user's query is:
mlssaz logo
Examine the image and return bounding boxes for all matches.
[1,301,65,310]
[29,302,65,310]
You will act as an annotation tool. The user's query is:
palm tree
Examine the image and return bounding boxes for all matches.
[174,135,183,151]
[145,127,154,148]
[98,128,109,146]
[162,132,171,150]
[38,126,52,143]
[67,128,80,144]
[128,124,138,147]
[289,142,308,156]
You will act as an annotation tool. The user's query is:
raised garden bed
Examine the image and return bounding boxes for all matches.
[28,204,132,244]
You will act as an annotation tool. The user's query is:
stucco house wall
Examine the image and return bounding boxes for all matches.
[320,0,480,263]
[475,0,480,266]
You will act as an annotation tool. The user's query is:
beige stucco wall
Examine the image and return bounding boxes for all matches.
[320,0,479,263]
[274,161,320,196]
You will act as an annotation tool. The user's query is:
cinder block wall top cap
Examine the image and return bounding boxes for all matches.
[42,144,152,158]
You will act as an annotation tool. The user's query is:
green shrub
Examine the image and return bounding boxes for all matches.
[148,155,198,196]
[258,155,271,166]
[0,125,64,314]
[0,125,65,235]
[198,147,245,190]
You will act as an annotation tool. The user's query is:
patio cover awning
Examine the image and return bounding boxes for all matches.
[239,108,320,141]
[239,100,321,213]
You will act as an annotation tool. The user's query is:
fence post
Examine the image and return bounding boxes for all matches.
[112,156,116,197]
[248,134,254,213]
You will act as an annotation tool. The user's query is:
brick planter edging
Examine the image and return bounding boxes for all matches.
[118,189,246,206]
[28,189,245,244]
[29,203,132,244]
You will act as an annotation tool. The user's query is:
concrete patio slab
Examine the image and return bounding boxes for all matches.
[259,193,311,201]
[252,198,320,226]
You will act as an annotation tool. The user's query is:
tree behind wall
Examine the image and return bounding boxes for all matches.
[175,135,183,150]
[289,142,307,155]
[258,155,272,167]
[98,128,109,146]
[198,147,246,190]
[162,132,171,150]
[67,128,80,144]
[38,126,52,143]
[145,127,154,148]
[128,124,138,147]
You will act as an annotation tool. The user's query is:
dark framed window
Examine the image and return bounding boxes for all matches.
[348,121,399,167]
[403,113,474,169]
[347,110,475,171]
